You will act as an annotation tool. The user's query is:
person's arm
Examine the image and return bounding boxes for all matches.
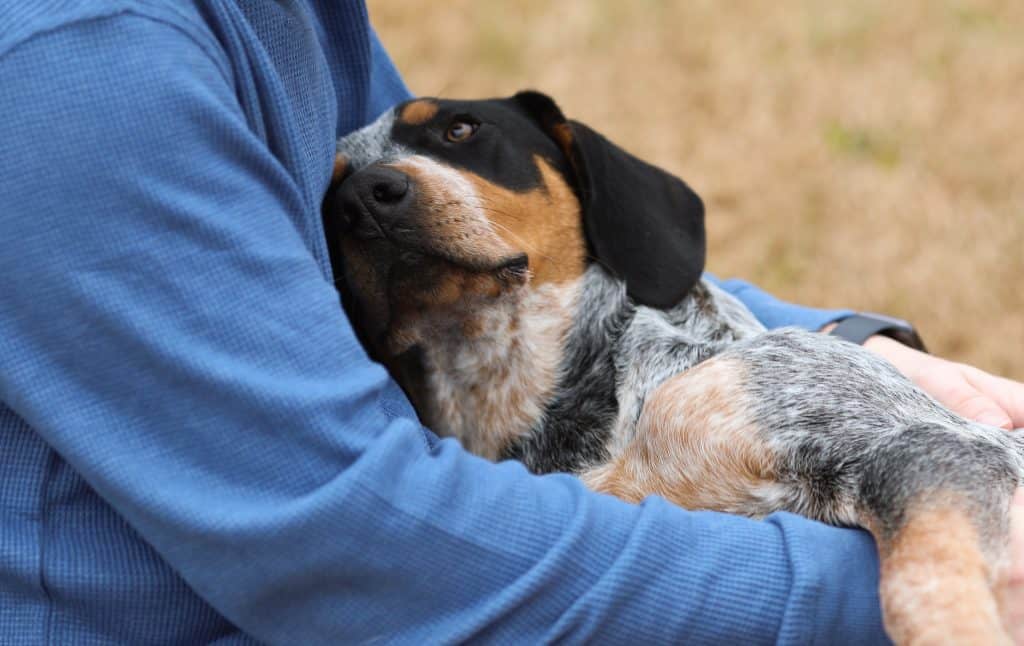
[0,14,888,645]
[705,274,853,331]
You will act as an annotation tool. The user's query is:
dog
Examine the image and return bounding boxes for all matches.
[323,91,1023,644]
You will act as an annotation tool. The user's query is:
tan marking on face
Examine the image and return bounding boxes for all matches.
[464,156,586,286]
[332,154,349,185]
[581,357,775,513]
[876,505,1009,645]
[384,154,585,287]
[399,99,439,125]
[387,155,519,270]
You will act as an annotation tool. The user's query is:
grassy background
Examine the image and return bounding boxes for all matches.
[368,0,1024,379]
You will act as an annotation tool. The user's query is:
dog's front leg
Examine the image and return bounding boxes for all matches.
[581,354,1018,644]
[852,425,1016,645]
[872,503,1009,645]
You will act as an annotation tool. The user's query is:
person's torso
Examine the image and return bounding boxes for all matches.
[0,1,388,642]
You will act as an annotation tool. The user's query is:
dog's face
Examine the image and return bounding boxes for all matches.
[324,91,707,358]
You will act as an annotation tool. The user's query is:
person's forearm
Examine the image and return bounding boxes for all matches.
[706,274,853,331]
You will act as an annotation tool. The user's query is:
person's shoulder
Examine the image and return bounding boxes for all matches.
[0,1,219,65]
[0,0,238,161]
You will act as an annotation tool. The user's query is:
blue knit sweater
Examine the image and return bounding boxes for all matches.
[0,1,885,644]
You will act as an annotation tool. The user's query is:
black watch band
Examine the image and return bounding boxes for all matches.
[829,313,927,353]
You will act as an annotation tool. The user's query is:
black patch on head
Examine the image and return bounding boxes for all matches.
[389,97,574,193]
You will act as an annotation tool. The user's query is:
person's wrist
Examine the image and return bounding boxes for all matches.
[826,313,926,352]
[863,334,904,352]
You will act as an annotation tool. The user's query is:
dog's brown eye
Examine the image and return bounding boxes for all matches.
[445,120,478,143]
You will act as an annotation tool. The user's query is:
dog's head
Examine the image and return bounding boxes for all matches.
[324,91,705,358]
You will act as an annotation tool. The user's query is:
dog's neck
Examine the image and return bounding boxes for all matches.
[395,266,764,470]
[408,277,583,459]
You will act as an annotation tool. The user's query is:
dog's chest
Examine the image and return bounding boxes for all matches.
[502,276,768,473]
[417,281,580,459]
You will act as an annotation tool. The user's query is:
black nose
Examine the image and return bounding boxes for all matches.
[366,169,408,204]
[332,166,412,236]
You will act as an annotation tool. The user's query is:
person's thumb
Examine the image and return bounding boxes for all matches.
[948,383,1013,430]
[963,367,1024,430]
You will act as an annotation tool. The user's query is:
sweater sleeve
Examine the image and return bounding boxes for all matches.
[366,25,413,117]
[705,274,854,331]
[0,14,887,645]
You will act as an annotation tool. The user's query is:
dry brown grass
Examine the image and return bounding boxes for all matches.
[369,0,1024,379]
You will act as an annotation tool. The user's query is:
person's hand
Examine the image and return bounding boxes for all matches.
[1000,489,1024,643]
[862,335,1024,430]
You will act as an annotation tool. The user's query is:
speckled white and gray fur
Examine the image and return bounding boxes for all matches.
[335,109,408,167]
[335,108,1024,548]
[503,264,1024,545]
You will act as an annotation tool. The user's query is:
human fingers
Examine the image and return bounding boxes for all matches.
[960,365,1024,429]
[916,366,1014,429]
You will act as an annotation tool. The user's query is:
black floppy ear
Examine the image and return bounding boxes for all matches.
[514,91,706,309]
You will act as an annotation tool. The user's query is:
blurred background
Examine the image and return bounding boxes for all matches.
[368,0,1024,379]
